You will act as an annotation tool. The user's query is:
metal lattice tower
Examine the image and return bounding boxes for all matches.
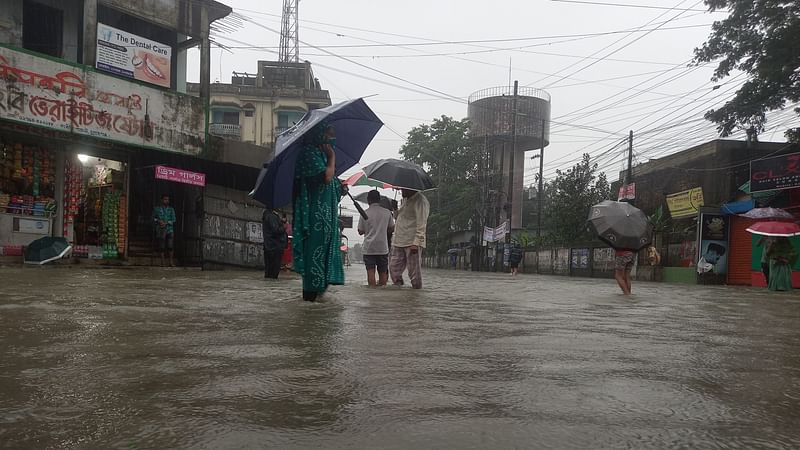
[278,0,300,63]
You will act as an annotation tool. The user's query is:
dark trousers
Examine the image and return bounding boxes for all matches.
[264,248,282,279]
[762,262,770,284]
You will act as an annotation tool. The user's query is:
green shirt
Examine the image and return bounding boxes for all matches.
[153,206,176,234]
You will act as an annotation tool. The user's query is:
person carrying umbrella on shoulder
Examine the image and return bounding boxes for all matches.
[588,200,653,296]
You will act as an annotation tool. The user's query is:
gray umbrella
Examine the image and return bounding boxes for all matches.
[353,191,394,210]
[362,158,435,191]
[588,201,653,251]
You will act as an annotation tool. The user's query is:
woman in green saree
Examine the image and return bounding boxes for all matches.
[292,123,345,301]
[766,237,797,292]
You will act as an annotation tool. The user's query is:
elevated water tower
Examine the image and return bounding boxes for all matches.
[468,85,551,231]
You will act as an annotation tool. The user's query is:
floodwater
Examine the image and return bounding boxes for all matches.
[1,266,800,449]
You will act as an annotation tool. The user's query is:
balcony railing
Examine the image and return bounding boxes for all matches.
[209,123,241,139]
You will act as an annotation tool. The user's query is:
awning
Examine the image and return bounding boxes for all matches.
[721,199,755,215]
[739,181,780,201]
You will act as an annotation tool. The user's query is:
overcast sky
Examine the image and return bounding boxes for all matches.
[185,0,792,244]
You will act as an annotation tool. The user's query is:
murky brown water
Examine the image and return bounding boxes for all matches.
[1,266,800,449]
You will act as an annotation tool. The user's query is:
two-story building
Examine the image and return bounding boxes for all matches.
[189,60,331,149]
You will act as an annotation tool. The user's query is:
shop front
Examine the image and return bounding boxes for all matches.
[64,152,129,260]
[0,44,206,262]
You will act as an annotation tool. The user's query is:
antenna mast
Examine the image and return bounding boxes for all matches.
[278,0,300,63]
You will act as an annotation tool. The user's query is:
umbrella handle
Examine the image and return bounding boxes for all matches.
[348,192,369,221]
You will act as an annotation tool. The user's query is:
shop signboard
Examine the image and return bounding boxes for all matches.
[618,183,636,201]
[96,23,172,88]
[155,165,206,186]
[750,152,800,192]
[0,46,204,155]
[666,187,704,218]
[698,213,729,276]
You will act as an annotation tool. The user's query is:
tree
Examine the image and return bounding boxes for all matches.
[543,154,611,245]
[694,1,800,142]
[400,116,481,254]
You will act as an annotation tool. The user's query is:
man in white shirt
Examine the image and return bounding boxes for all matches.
[389,189,430,289]
[358,190,395,286]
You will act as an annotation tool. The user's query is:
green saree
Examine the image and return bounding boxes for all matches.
[292,141,344,295]
[767,238,797,292]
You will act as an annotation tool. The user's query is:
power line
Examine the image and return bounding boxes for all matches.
[550,0,715,12]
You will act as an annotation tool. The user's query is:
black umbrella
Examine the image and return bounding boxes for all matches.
[24,237,72,265]
[588,200,653,251]
[353,191,394,210]
[362,158,435,191]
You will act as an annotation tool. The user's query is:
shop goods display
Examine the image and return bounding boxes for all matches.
[0,142,56,216]
[102,191,120,259]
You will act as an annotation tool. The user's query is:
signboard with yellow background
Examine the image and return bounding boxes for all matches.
[666,187,704,218]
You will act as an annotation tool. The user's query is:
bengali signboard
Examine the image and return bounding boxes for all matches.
[0,46,204,155]
[96,23,172,88]
[155,165,206,186]
[750,152,800,192]
[666,187,704,219]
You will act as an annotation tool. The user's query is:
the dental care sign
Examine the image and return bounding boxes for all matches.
[96,23,172,88]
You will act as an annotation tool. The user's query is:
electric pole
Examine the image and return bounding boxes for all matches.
[537,118,546,240]
[505,80,518,245]
[626,130,633,185]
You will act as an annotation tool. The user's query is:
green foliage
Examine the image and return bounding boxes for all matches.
[693,0,800,142]
[400,116,480,254]
[542,154,611,246]
[649,205,670,233]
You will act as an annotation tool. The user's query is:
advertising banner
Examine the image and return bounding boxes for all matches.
[697,213,729,275]
[666,187,704,219]
[0,46,204,155]
[96,23,172,88]
[571,248,590,269]
[155,165,206,186]
[750,152,800,192]
[618,183,636,201]
[483,221,509,243]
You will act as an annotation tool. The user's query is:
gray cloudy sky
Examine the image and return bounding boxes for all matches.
[184,0,790,243]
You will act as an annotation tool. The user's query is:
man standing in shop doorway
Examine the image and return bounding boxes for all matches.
[153,194,177,267]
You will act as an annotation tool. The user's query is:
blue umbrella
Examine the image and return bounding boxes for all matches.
[249,98,383,209]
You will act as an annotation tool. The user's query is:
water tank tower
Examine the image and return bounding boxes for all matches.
[468,86,551,230]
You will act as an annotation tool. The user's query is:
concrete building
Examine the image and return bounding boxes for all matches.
[617,139,799,287]
[0,0,279,269]
[188,61,332,149]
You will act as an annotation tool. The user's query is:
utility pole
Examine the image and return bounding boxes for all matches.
[626,130,634,184]
[505,80,518,245]
[537,118,546,240]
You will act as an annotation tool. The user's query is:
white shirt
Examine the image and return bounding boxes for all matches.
[358,204,395,255]
[392,192,430,248]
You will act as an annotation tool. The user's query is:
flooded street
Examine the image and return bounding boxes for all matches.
[2,266,800,449]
